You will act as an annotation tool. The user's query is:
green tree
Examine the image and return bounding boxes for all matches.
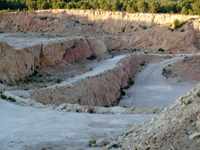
[173,19,181,29]
[137,1,148,13]
[181,6,188,14]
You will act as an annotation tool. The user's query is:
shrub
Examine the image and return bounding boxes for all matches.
[32,70,38,76]
[181,29,185,32]
[71,44,76,48]
[7,96,16,102]
[39,17,47,20]
[87,55,96,60]
[173,19,181,29]
[183,100,192,105]
[140,62,146,66]
[158,48,165,52]
[197,92,200,97]
[75,20,79,23]
[1,95,7,99]
[76,109,80,113]
[0,30,4,33]
[121,89,126,96]
[88,107,94,113]
[142,26,147,29]
[122,27,126,32]
[55,79,63,83]
[89,140,96,147]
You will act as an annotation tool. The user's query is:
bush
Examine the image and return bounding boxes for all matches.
[122,27,126,32]
[173,19,181,29]
[158,48,165,52]
[87,55,96,60]
[7,96,16,102]
[75,20,79,23]
[181,29,185,32]
[88,107,94,113]
[197,92,200,97]
[1,95,7,99]
[121,89,126,96]
[55,79,63,83]
[89,140,96,147]
[142,26,147,30]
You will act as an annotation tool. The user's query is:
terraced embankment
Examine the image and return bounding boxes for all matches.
[0,10,200,150]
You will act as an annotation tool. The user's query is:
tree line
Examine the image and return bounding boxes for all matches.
[1,0,200,15]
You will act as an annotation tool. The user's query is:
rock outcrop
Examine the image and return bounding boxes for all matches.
[0,38,107,82]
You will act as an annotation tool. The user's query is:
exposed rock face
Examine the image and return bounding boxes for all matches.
[29,55,160,106]
[0,42,41,82]
[0,38,107,82]
[0,10,197,33]
[0,10,199,52]
[41,38,107,66]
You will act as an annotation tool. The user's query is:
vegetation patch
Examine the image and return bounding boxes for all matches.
[55,79,63,83]
[71,43,76,49]
[140,61,146,66]
[197,92,200,98]
[158,48,165,52]
[173,19,181,29]
[122,27,126,32]
[1,94,16,102]
[89,140,96,147]
[183,100,192,105]
[1,94,7,99]
[88,107,94,113]
[39,17,47,20]
[87,55,96,60]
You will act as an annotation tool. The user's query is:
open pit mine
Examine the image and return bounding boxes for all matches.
[1,10,200,150]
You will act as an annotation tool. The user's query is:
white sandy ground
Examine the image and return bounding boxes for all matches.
[0,99,155,150]
[0,33,85,50]
[118,57,198,108]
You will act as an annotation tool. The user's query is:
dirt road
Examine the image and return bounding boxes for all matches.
[118,57,197,108]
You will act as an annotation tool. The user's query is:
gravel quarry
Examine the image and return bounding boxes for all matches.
[1,10,200,150]
[0,50,198,149]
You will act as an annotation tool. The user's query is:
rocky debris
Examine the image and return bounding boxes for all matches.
[190,132,200,139]
[55,103,162,114]
[1,91,162,114]
[96,138,108,147]
[102,83,200,150]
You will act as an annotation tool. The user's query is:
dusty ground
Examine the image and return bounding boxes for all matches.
[118,56,197,108]
[170,55,200,82]
[0,33,73,50]
[0,98,155,150]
